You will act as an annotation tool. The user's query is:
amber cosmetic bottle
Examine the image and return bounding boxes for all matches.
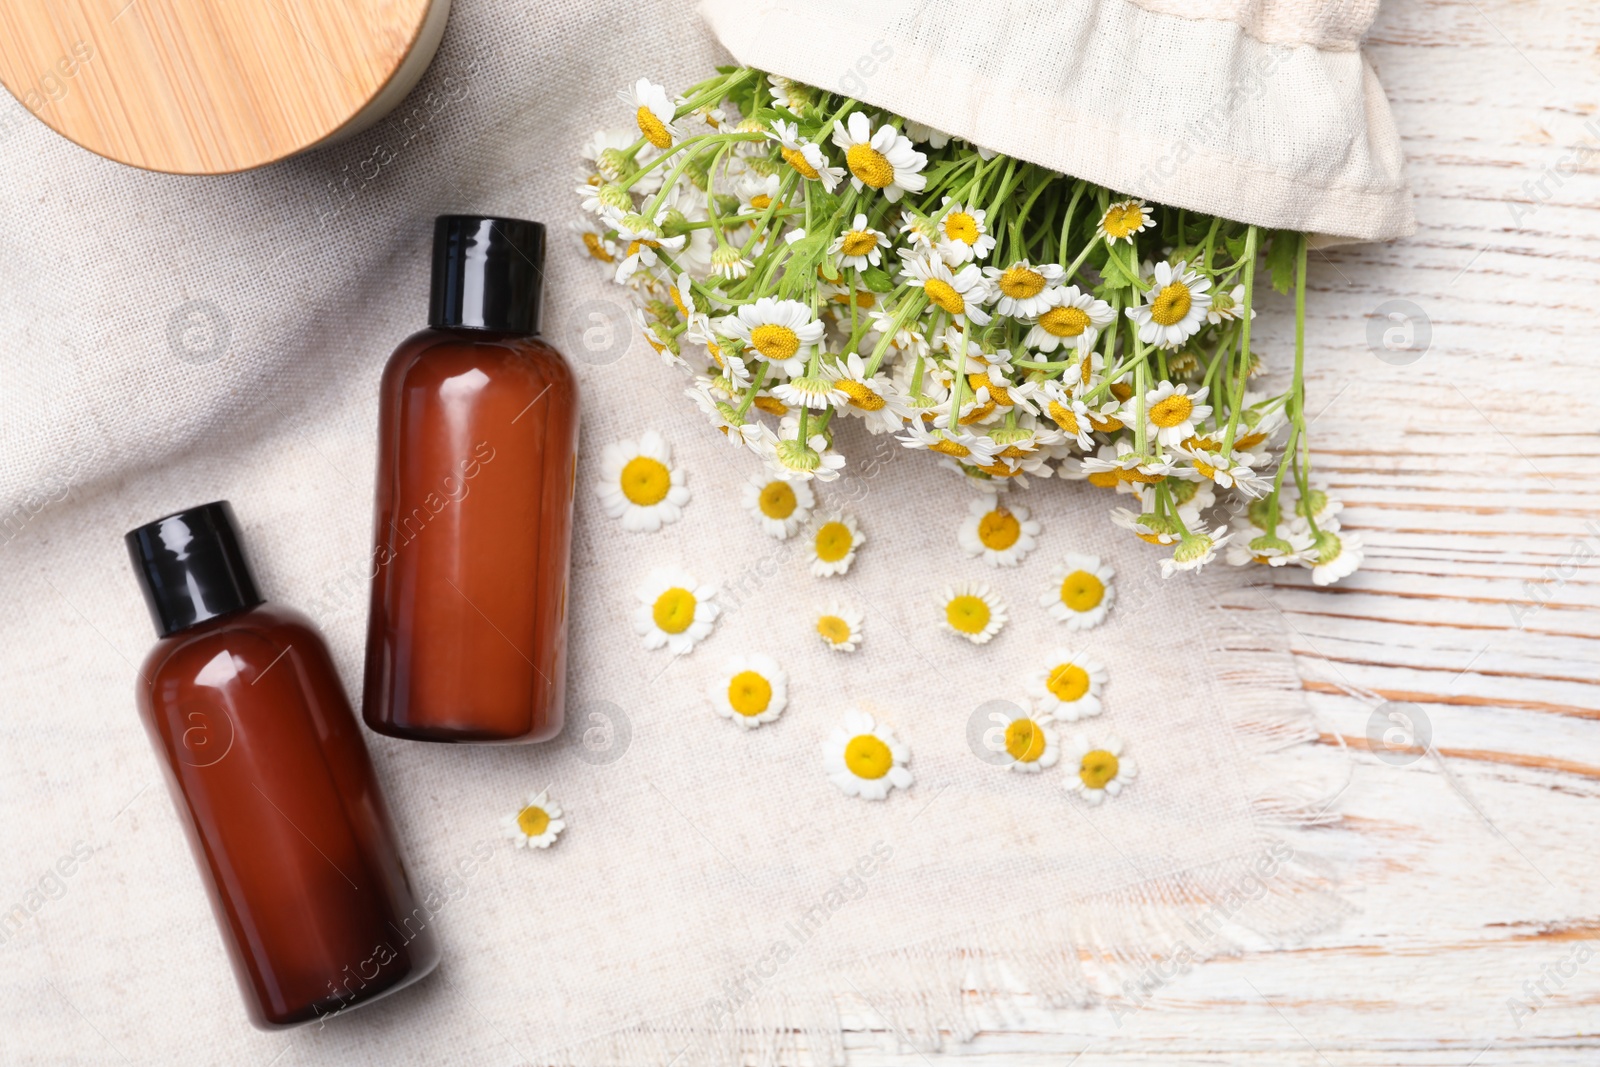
[362,215,579,744]
[127,501,438,1029]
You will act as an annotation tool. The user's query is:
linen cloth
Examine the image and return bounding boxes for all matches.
[0,0,1369,1062]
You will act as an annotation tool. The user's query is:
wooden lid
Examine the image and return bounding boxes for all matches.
[0,0,447,175]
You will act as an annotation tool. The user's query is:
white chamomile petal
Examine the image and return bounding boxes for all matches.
[594,431,690,533]
[740,473,815,539]
[709,654,787,729]
[1041,554,1115,629]
[502,791,565,849]
[822,708,913,800]
[940,582,1007,644]
[633,567,720,655]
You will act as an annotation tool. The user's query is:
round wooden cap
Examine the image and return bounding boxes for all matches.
[0,0,449,174]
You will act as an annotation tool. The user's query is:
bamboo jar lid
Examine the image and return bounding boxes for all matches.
[0,0,450,174]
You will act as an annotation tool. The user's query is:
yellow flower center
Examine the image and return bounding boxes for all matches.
[582,232,614,263]
[1149,393,1194,428]
[758,480,798,519]
[1150,282,1193,326]
[749,323,802,361]
[845,143,896,189]
[1101,203,1145,239]
[815,521,854,563]
[817,615,852,645]
[923,278,965,316]
[1059,571,1105,612]
[1047,400,1081,434]
[1235,430,1268,449]
[669,285,687,315]
[999,266,1046,299]
[844,734,893,779]
[1193,457,1219,481]
[620,456,672,506]
[976,509,1021,550]
[1080,353,1095,387]
[928,438,971,457]
[516,805,551,837]
[727,670,773,716]
[1005,718,1047,763]
[651,587,697,634]
[749,194,774,211]
[780,145,820,179]
[636,105,673,149]
[1080,750,1120,790]
[1046,662,1091,702]
[959,399,995,424]
[839,231,879,257]
[838,379,886,410]
[946,594,991,634]
[753,395,789,416]
[1088,413,1124,433]
[943,211,979,244]
[1039,304,1091,338]
[1086,471,1121,489]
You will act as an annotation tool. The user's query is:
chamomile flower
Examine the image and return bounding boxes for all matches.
[1041,555,1115,629]
[1040,384,1097,450]
[1065,734,1137,805]
[612,211,687,285]
[772,374,847,411]
[595,431,690,532]
[1141,382,1212,447]
[622,78,679,149]
[1179,447,1269,497]
[822,708,913,800]
[828,352,912,434]
[810,513,863,577]
[572,216,619,265]
[984,260,1065,318]
[1159,527,1230,578]
[1127,260,1213,349]
[711,244,754,280]
[1027,652,1107,720]
[768,120,845,191]
[709,654,787,729]
[935,198,996,265]
[736,172,785,215]
[989,704,1060,773]
[898,251,992,325]
[634,567,720,655]
[828,214,889,269]
[720,297,825,376]
[1309,529,1364,586]
[580,128,660,192]
[1206,283,1255,324]
[1097,199,1152,245]
[816,604,864,652]
[940,582,1007,644]
[502,791,565,849]
[903,120,951,147]
[897,422,1000,465]
[741,472,815,539]
[958,493,1041,567]
[768,432,847,483]
[1026,285,1114,353]
[829,112,928,202]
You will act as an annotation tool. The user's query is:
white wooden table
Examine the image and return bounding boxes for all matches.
[844,0,1600,1060]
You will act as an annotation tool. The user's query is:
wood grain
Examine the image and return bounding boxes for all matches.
[0,0,443,173]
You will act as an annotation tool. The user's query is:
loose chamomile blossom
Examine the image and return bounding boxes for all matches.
[1028,652,1107,720]
[1127,260,1213,349]
[709,654,788,729]
[720,297,825,376]
[829,352,913,434]
[502,791,565,849]
[634,567,720,654]
[1141,382,1212,447]
[1309,529,1364,586]
[940,582,1008,644]
[828,213,889,269]
[623,78,680,149]
[958,493,1041,567]
[985,260,1065,318]
[767,120,844,191]
[1026,285,1114,354]
[1159,526,1231,579]
[899,251,992,325]
[816,604,864,652]
[991,704,1061,773]
[595,431,690,532]
[935,198,996,265]
[1065,734,1137,805]
[1042,554,1116,629]
[810,513,864,577]
[742,472,815,538]
[823,708,913,800]
[1098,199,1153,245]
[830,112,928,202]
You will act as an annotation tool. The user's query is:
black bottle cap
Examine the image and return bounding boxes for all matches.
[428,215,546,334]
[125,501,264,637]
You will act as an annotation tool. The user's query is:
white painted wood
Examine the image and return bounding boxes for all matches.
[838,0,1600,1059]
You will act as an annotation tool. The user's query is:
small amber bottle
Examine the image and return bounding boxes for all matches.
[127,501,439,1029]
[362,216,579,744]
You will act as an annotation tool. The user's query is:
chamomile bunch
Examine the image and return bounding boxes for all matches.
[575,67,1357,582]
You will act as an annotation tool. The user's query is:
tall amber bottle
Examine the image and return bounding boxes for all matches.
[127,501,439,1029]
[363,216,578,744]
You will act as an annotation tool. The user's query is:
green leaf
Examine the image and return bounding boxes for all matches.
[1264,229,1301,295]
[860,266,895,293]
